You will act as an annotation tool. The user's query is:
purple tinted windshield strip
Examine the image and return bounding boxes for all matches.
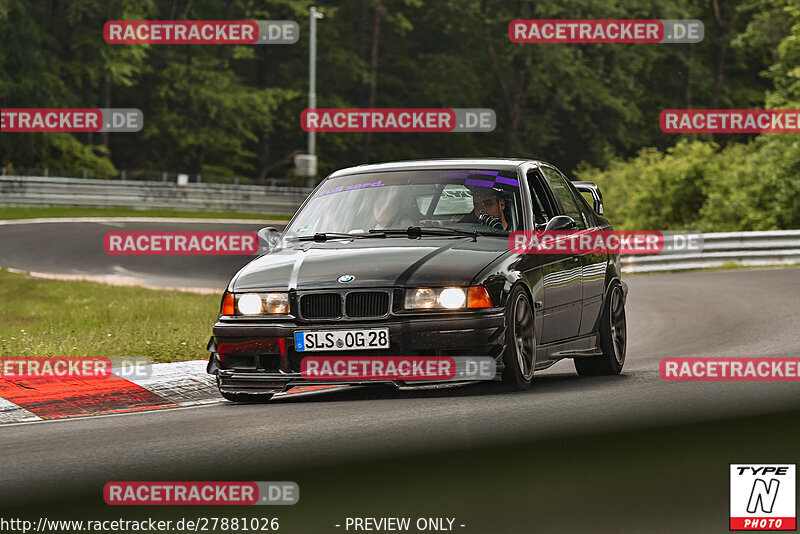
[465,178,494,187]
[495,176,519,187]
[469,170,499,176]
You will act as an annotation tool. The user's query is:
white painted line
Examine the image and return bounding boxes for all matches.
[5,268,220,294]
[30,272,220,294]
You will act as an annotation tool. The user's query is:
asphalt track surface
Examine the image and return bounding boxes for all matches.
[1,220,800,527]
[0,219,275,290]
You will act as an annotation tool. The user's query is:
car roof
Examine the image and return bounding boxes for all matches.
[327,158,545,178]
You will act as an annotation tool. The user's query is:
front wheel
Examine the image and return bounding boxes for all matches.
[502,286,536,390]
[574,283,626,376]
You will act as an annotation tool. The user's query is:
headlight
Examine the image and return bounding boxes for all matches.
[438,287,466,308]
[224,292,290,316]
[406,287,437,309]
[237,293,263,315]
[263,292,289,314]
[404,287,492,310]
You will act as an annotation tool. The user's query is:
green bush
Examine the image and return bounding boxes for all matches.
[575,135,800,232]
[576,140,714,230]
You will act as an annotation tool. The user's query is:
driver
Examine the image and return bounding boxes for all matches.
[460,186,511,230]
[371,186,422,230]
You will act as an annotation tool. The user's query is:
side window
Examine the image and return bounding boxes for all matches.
[541,167,586,230]
[525,170,556,226]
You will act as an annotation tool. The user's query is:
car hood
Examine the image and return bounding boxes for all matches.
[230,236,509,291]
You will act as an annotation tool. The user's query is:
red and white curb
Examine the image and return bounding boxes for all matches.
[0,360,348,424]
[0,396,40,423]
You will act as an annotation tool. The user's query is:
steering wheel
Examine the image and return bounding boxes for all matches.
[477,213,503,230]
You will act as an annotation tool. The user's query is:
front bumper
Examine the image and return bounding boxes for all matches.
[209,311,506,394]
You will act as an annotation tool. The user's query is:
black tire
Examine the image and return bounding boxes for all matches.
[574,283,626,376]
[220,391,274,403]
[502,286,536,390]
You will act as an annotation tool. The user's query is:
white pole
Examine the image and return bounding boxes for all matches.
[308,6,321,157]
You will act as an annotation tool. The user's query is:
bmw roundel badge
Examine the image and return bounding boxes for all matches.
[338,274,355,283]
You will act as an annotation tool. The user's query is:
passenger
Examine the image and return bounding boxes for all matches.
[371,186,422,230]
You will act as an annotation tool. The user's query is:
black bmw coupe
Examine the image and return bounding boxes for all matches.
[207,158,627,401]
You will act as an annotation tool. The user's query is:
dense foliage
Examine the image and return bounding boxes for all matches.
[0,0,797,229]
[576,0,800,230]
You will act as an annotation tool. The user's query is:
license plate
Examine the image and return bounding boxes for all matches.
[294,328,390,352]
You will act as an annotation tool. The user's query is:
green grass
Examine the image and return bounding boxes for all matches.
[0,269,220,362]
[0,205,290,221]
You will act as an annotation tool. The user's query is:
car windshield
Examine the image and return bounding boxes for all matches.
[285,169,523,238]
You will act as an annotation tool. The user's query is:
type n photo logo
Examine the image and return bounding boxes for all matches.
[730,464,796,530]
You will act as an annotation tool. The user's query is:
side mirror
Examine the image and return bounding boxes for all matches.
[257,227,282,253]
[572,181,604,215]
[544,215,577,231]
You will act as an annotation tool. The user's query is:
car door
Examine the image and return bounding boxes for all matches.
[549,167,607,335]
[528,167,583,343]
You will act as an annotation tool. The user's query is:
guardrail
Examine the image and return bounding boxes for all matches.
[0,175,313,216]
[622,230,800,273]
[1,175,797,273]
